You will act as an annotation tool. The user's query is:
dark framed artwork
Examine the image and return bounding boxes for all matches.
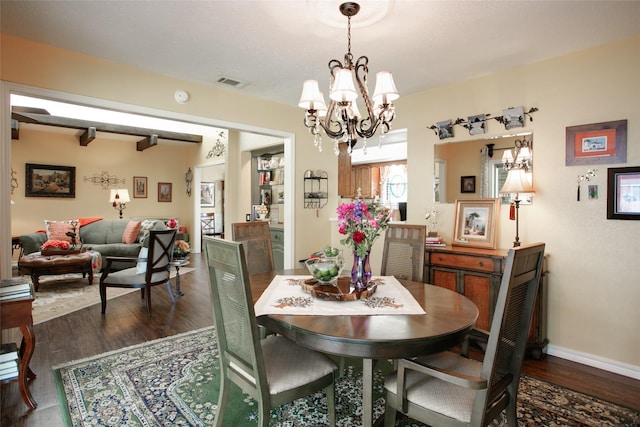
[133,176,147,198]
[566,120,627,166]
[158,182,172,202]
[452,198,500,249]
[607,166,640,220]
[461,176,476,193]
[436,120,453,140]
[200,182,215,207]
[25,163,76,198]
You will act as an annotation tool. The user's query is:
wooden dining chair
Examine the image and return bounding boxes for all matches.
[383,242,546,427]
[231,221,274,274]
[203,237,337,427]
[380,223,426,282]
[99,229,177,316]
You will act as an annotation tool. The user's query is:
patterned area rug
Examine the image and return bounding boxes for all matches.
[17,268,195,324]
[53,327,639,427]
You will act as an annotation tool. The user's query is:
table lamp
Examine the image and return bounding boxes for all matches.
[500,169,534,247]
[109,189,131,219]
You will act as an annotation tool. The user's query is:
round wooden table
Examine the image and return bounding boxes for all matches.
[250,270,479,427]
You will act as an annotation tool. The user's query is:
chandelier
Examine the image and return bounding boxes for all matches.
[298,2,399,156]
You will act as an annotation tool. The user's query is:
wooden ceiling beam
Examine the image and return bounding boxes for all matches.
[11,111,203,145]
[80,127,96,146]
[137,135,158,151]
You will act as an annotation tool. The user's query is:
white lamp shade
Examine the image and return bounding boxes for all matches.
[329,68,358,102]
[298,80,327,110]
[109,189,131,203]
[502,149,514,163]
[516,146,532,162]
[372,71,399,104]
[500,169,535,195]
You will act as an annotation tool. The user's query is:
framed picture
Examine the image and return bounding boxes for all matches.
[607,166,640,220]
[133,176,147,198]
[502,106,525,130]
[453,198,500,249]
[25,163,76,198]
[436,119,453,140]
[461,176,476,193]
[566,119,627,166]
[467,114,487,135]
[158,182,172,202]
[200,182,215,207]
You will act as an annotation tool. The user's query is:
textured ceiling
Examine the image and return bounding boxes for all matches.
[2,1,639,107]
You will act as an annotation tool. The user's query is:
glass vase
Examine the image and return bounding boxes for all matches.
[351,249,372,292]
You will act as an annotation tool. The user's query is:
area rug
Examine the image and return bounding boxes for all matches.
[53,326,639,427]
[19,267,195,324]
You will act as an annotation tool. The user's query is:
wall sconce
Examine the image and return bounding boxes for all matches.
[502,137,532,171]
[185,168,193,197]
[109,189,131,219]
[500,168,535,247]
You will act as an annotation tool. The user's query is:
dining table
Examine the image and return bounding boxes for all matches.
[250,269,479,427]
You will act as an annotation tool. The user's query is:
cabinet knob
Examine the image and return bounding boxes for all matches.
[438,256,443,261]
[478,261,484,267]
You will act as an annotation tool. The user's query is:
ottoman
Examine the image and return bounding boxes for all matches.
[18,251,94,291]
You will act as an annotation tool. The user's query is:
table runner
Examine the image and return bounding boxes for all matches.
[254,275,426,316]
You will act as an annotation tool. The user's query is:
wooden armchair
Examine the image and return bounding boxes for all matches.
[203,237,337,426]
[380,223,426,282]
[383,243,546,427]
[99,229,177,316]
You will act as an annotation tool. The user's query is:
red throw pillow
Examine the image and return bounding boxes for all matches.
[122,220,142,244]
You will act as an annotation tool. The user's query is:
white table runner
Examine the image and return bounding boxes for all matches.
[254,275,426,316]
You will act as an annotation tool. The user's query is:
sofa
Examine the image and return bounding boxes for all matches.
[19,218,167,270]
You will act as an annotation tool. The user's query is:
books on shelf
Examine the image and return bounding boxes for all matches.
[0,361,19,380]
[0,279,32,301]
[0,344,18,364]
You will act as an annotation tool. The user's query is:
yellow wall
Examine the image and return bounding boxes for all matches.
[1,33,639,374]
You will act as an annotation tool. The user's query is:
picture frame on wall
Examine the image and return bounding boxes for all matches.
[200,182,215,207]
[452,198,500,249]
[607,166,640,220]
[461,176,476,193]
[133,176,147,198]
[566,119,627,166]
[25,163,76,198]
[158,182,172,202]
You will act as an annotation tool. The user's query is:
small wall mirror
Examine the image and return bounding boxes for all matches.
[434,132,533,204]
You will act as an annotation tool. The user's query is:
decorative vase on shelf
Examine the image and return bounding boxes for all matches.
[350,248,372,292]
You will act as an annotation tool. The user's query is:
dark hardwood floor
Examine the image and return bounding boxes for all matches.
[2,253,639,426]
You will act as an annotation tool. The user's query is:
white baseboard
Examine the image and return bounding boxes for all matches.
[546,344,640,380]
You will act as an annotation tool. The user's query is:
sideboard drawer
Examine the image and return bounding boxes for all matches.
[431,253,495,273]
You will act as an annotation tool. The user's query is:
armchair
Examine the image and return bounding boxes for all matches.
[383,242,546,427]
[99,229,177,316]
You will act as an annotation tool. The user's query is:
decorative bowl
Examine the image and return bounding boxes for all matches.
[305,257,344,284]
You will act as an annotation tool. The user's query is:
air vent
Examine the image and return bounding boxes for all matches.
[217,77,246,88]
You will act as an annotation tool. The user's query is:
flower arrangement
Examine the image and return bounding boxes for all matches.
[337,198,392,257]
[42,239,71,250]
[173,239,190,259]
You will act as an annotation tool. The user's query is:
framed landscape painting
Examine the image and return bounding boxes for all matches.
[133,176,147,198]
[452,198,500,249]
[25,163,76,198]
[566,120,627,166]
[158,182,172,202]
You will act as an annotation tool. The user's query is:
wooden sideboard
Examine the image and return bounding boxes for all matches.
[425,245,548,359]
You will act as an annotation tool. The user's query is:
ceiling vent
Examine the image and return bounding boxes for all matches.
[217,77,247,88]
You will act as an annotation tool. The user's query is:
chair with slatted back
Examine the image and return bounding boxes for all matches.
[203,237,337,427]
[231,222,274,275]
[380,223,426,282]
[383,242,546,427]
[100,229,177,316]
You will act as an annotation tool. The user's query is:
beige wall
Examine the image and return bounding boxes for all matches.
[1,33,639,375]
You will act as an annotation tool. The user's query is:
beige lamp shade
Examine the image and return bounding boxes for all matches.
[330,68,358,102]
[500,168,535,195]
[109,189,131,203]
[372,71,399,104]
